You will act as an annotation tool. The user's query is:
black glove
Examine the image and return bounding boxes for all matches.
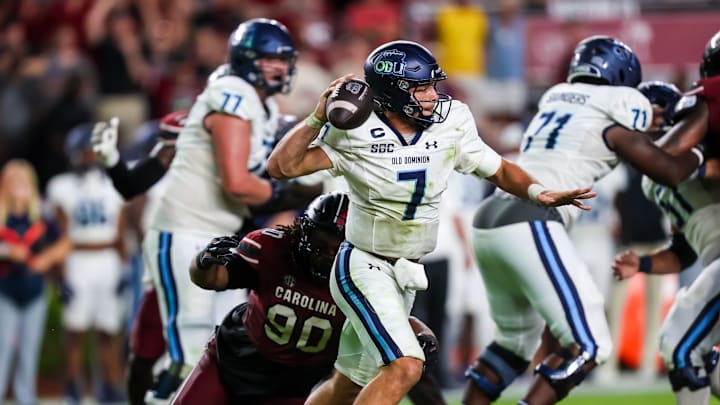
[195,235,241,270]
[417,333,439,368]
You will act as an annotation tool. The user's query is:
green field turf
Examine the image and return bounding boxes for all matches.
[400,391,720,405]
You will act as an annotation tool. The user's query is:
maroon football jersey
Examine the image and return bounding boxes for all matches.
[237,228,345,367]
[693,76,720,143]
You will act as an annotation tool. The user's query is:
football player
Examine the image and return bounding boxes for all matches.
[173,192,441,404]
[658,30,720,159]
[46,123,128,404]
[268,40,596,405]
[173,192,348,404]
[94,110,323,404]
[138,18,304,402]
[461,36,704,405]
[613,32,720,405]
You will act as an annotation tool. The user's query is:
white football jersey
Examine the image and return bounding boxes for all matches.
[317,101,502,259]
[151,69,280,235]
[642,175,720,266]
[46,168,124,244]
[510,82,652,227]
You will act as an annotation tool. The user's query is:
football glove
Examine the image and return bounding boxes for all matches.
[417,332,439,368]
[195,235,241,270]
[91,117,120,167]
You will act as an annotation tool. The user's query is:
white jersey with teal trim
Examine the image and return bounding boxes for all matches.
[510,82,652,228]
[46,168,124,245]
[317,100,502,259]
[151,69,280,235]
[642,175,720,266]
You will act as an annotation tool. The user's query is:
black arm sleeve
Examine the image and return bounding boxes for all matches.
[669,232,698,270]
[106,157,168,200]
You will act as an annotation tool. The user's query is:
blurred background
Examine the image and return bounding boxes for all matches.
[0,0,719,403]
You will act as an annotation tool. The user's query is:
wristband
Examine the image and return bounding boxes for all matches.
[638,255,652,274]
[527,183,548,203]
[304,114,326,130]
[690,147,704,166]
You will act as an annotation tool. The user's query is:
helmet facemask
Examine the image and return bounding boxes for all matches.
[249,53,297,95]
[398,79,452,129]
[228,18,298,96]
[297,217,343,281]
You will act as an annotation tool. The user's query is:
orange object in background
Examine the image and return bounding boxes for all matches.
[617,274,677,370]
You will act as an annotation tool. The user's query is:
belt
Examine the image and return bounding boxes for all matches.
[369,252,419,266]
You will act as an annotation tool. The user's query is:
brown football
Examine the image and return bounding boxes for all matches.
[326,79,374,130]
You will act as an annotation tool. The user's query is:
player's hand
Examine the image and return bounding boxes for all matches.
[612,250,640,281]
[311,74,354,123]
[91,117,120,167]
[417,333,439,368]
[196,235,241,270]
[536,187,596,210]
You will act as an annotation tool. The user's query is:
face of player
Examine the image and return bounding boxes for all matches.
[256,56,291,89]
[305,227,343,280]
[647,104,667,139]
[410,83,439,117]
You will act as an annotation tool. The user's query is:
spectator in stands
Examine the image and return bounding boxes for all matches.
[0,159,71,405]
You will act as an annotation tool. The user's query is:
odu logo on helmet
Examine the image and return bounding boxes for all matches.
[374,49,406,76]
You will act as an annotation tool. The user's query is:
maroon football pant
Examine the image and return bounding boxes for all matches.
[172,336,306,405]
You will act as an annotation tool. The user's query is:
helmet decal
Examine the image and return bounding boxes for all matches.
[374,49,407,76]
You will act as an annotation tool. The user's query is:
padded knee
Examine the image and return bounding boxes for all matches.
[705,348,720,398]
[465,342,530,401]
[534,349,593,400]
[669,365,710,392]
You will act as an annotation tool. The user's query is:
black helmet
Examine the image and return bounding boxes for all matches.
[700,30,720,78]
[298,192,349,281]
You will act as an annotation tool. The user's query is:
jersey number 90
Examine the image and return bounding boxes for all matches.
[264,303,333,353]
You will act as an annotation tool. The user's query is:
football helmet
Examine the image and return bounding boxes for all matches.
[638,81,682,130]
[64,122,96,169]
[700,30,720,78]
[567,36,641,87]
[364,40,451,129]
[228,18,297,95]
[298,192,349,281]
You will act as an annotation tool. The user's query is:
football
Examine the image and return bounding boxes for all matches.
[326,79,374,130]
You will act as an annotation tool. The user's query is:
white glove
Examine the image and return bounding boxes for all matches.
[91,117,120,167]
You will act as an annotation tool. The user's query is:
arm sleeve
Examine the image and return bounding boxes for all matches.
[668,232,698,270]
[106,158,167,200]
